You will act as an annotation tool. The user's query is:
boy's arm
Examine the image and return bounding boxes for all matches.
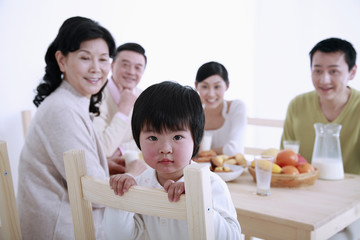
[103,207,145,240]
[105,172,145,240]
[165,174,241,238]
[211,174,242,239]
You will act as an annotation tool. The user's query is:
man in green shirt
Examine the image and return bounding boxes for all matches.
[281,37,360,240]
[281,38,360,175]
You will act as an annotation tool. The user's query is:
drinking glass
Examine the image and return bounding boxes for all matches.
[283,140,300,153]
[200,134,212,151]
[122,141,141,166]
[254,155,274,196]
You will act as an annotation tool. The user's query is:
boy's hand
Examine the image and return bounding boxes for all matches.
[163,180,185,202]
[109,174,137,196]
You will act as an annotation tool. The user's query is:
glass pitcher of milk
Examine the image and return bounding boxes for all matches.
[311,123,344,180]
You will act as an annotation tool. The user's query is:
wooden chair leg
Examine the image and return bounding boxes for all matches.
[0,141,22,240]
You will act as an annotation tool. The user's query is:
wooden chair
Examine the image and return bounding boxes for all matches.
[0,141,22,240]
[21,110,32,137]
[64,149,215,240]
[245,117,284,155]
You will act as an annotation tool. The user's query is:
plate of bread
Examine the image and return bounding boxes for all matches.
[194,150,246,182]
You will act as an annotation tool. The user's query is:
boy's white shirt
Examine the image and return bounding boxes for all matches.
[102,161,241,240]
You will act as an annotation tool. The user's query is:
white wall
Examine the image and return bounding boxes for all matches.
[1,0,360,193]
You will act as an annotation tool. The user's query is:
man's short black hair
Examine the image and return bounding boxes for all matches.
[114,42,147,65]
[309,38,356,71]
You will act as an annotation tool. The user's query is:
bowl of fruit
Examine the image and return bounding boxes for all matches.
[248,149,320,188]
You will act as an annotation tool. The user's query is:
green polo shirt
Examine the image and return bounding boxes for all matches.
[281,87,360,175]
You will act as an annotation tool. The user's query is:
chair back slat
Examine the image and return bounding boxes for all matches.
[64,150,95,240]
[247,117,284,128]
[245,117,284,155]
[64,149,215,240]
[21,110,32,137]
[184,164,215,240]
[82,176,187,220]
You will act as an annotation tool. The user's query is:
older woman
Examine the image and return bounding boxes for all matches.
[17,16,115,239]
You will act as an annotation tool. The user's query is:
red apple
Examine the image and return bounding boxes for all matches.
[296,153,308,165]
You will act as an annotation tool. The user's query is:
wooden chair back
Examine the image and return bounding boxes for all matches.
[64,149,215,240]
[21,110,32,137]
[0,141,22,240]
[245,117,284,155]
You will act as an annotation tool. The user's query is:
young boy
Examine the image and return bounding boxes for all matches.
[103,81,241,240]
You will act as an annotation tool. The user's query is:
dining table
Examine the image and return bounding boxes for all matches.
[227,169,360,240]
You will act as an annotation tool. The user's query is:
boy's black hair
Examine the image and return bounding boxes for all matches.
[131,81,205,158]
[309,37,357,71]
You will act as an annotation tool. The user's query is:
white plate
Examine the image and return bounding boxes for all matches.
[197,163,245,182]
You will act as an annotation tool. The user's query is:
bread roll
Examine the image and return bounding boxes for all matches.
[234,153,247,166]
[198,150,216,158]
[224,159,237,165]
[213,166,224,172]
[194,156,212,163]
[223,166,232,172]
[211,155,225,167]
